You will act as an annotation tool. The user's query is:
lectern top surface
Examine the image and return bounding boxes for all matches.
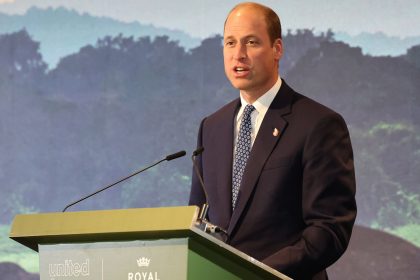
[9,206,200,251]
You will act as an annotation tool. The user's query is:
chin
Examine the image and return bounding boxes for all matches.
[229,79,253,91]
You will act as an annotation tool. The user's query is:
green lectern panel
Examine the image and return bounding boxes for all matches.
[187,237,280,280]
[39,239,188,280]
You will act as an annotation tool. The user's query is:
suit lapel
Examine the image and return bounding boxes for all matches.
[212,99,240,228]
[227,81,294,235]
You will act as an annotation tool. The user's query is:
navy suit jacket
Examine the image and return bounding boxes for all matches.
[189,80,357,279]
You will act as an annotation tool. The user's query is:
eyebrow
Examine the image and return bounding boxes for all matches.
[224,34,260,41]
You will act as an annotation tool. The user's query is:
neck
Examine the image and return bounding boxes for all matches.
[240,75,279,104]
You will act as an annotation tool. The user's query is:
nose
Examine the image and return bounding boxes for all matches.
[233,44,247,60]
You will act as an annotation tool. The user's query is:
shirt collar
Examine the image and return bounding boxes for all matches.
[237,77,282,118]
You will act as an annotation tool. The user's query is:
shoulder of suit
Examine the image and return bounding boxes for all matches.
[291,90,345,121]
[202,98,240,125]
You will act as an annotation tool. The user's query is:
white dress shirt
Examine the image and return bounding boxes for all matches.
[234,77,282,150]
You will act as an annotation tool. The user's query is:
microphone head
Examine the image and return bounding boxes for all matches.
[193,146,205,156]
[165,150,186,161]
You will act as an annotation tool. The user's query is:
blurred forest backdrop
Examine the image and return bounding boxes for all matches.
[0,4,419,280]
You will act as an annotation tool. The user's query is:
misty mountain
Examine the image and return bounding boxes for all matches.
[335,31,420,57]
[0,7,201,68]
[0,30,419,251]
[2,7,419,70]
[285,40,420,228]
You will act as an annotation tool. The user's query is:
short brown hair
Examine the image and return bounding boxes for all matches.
[224,2,282,44]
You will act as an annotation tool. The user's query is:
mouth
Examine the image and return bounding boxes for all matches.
[233,66,250,77]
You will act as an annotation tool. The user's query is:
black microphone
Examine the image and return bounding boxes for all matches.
[191,147,208,221]
[192,147,204,157]
[191,147,227,236]
[62,150,186,212]
[166,150,186,161]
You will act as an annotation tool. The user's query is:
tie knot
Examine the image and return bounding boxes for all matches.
[243,104,255,117]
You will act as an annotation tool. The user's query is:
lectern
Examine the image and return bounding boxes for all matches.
[10,206,291,279]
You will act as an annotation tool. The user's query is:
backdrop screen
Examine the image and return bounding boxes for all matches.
[0,1,419,279]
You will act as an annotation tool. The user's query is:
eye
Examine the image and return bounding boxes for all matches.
[247,39,258,46]
[225,40,235,47]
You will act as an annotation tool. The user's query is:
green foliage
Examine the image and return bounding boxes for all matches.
[0,29,46,89]
[0,224,38,273]
[350,121,420,229]
[390,223,420,247]
[287,40,420,128]
[4,192,39,222]
[405,45,420,70]
[372,187,420,229]
[368,122,415,135]
[1,29,419,240]
[120,167,191,209]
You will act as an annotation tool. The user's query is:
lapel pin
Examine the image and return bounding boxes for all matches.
[273,128,280,137]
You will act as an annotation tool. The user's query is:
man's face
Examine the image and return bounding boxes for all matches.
[223,7,282,101]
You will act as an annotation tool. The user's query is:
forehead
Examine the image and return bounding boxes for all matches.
[224,8,267,38]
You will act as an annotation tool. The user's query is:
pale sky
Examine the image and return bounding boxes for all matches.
[1,0,419,38]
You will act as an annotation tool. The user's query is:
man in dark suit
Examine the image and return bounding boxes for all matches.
[189,2,356,279]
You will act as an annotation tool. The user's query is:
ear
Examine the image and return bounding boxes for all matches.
[273,38,283,61]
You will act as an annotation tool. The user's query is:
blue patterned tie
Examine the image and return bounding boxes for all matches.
[232,104,255,209]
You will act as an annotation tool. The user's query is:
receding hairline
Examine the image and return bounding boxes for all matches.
[224,2,282,42]
[228,2,271,15]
